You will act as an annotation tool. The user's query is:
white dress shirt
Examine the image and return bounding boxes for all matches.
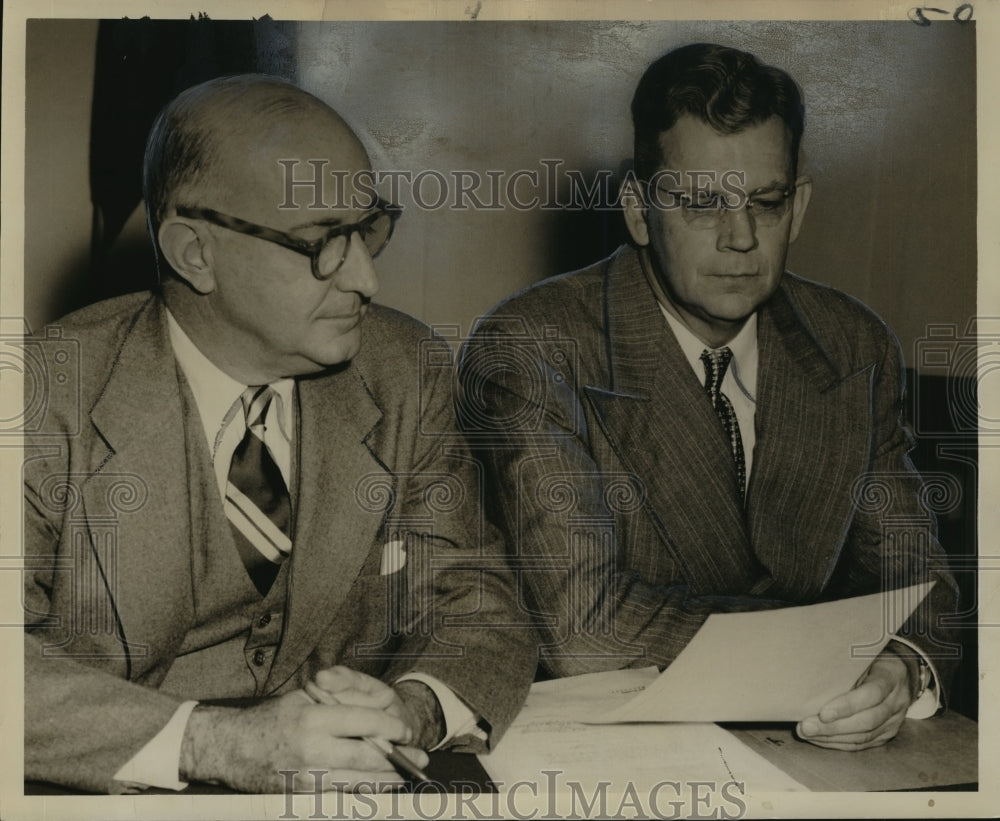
[113,309,480,791]
[660,307,758,483]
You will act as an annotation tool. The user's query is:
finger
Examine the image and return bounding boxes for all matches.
[799,714,904,746]
[315,666,390,697]
[304,679,390,712]
[799,700,905,740]
[795,702,906,741]
[300,737,429,786]
[387,743,431,770]
[800,724,901,751]
[815,679,888,724]
[311,668,397,711]
[308,703,414,746]
[305,680,338,705]
[811,677,910,737]
[326,686,397,711]
[304,733,402,774]
[289,688,317,705]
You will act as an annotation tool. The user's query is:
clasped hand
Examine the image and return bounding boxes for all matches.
[183,666,428,792]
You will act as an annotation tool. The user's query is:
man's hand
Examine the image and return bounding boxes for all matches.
[179,686,429,793]
[309,666,444,750]
[795,652,912,751]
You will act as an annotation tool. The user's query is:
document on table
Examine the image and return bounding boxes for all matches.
[592,582,933,724]
[479,668,807,791]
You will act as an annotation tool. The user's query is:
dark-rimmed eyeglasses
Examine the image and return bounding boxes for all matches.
[175,200,402,280]
[641,182,796,230]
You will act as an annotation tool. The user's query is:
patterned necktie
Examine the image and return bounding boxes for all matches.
[700,348,747,497]
[225,385,292,595]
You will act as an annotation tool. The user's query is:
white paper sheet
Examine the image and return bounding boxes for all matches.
[593,582,933,723]
[479,668,807,792]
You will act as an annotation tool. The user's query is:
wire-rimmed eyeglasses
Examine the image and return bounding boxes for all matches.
[641,181,797,230]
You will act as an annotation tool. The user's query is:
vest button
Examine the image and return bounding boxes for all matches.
[257,613,271,629]
[252,649,267,666]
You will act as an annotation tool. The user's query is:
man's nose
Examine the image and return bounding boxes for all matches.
[331,232,380,298]
[716,206,759,252]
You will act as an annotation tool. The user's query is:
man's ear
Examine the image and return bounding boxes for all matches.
[788,176,812,244]
[620,177,650,246]
[158,217,216,294]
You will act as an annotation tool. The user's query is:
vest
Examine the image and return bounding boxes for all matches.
[157,373,295,699]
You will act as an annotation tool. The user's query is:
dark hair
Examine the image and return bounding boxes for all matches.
[631,43,805,179]
[142,74,322,276]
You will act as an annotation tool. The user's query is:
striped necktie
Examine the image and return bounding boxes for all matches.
[225,385,291,595]
[700,347,747,498]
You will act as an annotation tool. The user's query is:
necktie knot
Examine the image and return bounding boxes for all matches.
[700,347,734,400]
[242,385,274,435]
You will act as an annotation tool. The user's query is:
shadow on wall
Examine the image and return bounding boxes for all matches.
[542,181,631,278]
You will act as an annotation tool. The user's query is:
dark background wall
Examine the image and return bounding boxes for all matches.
[26,19,976,369]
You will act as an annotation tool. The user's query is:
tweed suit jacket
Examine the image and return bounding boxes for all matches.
[23,292,535,793]
[458,245,958,682]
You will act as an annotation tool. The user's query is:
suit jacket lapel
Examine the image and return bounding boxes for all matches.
[749,285,874,599]
[584,248,762,596]
[85,297,195,668]
[269,362,385,688]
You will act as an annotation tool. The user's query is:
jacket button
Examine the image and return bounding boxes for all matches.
[252,649,267,666]
[257,613,271,629]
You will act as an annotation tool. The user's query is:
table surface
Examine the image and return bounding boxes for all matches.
[24,712,977,795]
[24,750,496,796]
[722,711,978,791]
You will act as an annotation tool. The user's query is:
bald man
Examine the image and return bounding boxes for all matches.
[23,75,534,794]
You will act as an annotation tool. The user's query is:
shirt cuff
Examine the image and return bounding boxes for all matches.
[889,634,942,719]
[396,672,487,751]
[112,700,198,791]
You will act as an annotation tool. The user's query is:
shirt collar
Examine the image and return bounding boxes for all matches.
[165,308,295,453]
[659,304,758,400]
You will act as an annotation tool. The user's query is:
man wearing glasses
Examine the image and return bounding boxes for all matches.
[23,75,534,793]
[459,43,957,750]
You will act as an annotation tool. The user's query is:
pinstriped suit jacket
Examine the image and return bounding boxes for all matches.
[23,292,535,793]
[458,244,958,684]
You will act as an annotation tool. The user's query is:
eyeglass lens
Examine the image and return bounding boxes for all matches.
[316,210,395,276]
[677,191,792,229]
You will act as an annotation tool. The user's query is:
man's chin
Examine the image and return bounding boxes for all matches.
[709,292,771,323]
[318,327,364,368]
[288,329,364,377]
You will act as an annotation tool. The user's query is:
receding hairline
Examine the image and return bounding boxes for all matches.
[150,74,368,215]
[175,74,340,125]
[177,75,363,163]
[143,74,371,278]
